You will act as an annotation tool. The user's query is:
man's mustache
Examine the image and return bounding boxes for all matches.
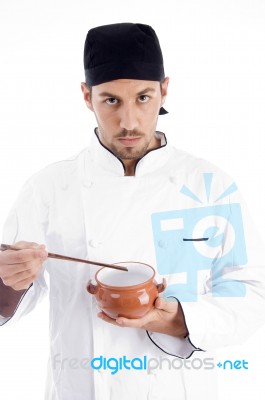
[115,129,145,138]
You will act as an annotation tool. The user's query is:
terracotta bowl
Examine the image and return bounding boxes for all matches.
[87,262,166,319]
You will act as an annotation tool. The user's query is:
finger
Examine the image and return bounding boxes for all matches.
[0,248,47,266]
[0,251,47,281]
[2,267,38,288]
[1,261,40,278]
[98,311,147,328]
[13,241,45,250]
[115,317,143,327]
[115,311,155,328]
[97,312,121,326]
[11,278,33,291]
[154,297,179,313]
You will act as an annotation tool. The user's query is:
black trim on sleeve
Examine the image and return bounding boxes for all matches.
[0,283,33,327]
[146,330,204,359]
[146,295,205,358]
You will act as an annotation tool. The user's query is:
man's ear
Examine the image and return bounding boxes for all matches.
[81,82,94,111]
[161,77,169,107]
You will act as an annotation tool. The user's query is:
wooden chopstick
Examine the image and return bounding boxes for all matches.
[0,244,128,272]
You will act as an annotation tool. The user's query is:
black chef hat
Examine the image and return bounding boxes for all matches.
[84,23,168,115]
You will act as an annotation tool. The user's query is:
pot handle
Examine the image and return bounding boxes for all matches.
[87,280,98,295]
[156,278,167,293]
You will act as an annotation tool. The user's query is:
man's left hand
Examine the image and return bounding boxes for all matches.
[98,297,188,338]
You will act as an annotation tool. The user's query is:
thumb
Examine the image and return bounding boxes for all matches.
[12,242,47,260]
[14,241,46,250]
[154,297,179,313]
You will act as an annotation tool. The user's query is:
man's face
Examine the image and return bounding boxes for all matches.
[81,78,169,162]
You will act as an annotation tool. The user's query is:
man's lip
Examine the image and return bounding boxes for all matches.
[117,136,142,139]
[117,137,142,146]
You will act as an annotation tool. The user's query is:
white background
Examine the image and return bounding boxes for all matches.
[0,0,265,398]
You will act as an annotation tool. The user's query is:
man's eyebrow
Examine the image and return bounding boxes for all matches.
[98,87,156,97]
[98,91,118,98]
[136,87,156,95]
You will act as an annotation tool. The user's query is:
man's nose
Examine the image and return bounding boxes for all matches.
[119,103,139,131]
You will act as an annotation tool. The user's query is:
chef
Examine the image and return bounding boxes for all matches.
[0,23,265,400]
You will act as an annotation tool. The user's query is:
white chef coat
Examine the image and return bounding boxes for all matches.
[1,130,265,400]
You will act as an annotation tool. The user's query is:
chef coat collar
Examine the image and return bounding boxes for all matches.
[89,127,170,177]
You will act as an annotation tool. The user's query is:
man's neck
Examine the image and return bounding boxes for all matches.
[122,135,161,176]
[123,160,138,176]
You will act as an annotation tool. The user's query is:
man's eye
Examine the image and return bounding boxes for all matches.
[105,98,119,105]
[138,95,149,103]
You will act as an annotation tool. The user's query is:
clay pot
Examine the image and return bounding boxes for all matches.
[87,262,166,319]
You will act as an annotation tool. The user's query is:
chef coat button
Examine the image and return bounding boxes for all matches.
[83,181,94,188]
[169,176,177,184]
[61,184,69,191]
[158,240,167,249]
[89,240,102,248]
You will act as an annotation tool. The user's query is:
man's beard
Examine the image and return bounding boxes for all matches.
[110,144,150,160]
[100,128,153,160]
[113,129,151,160]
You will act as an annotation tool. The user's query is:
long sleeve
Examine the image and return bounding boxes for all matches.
[0,178,49,327]
[181,192,265,350]
[148,172,265,357]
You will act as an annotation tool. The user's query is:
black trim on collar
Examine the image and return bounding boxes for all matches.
[94,128,126,173]
[133,131,167,175]
[93,128,167,176]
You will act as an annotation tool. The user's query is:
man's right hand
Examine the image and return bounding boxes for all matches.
[0,241,48,291]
